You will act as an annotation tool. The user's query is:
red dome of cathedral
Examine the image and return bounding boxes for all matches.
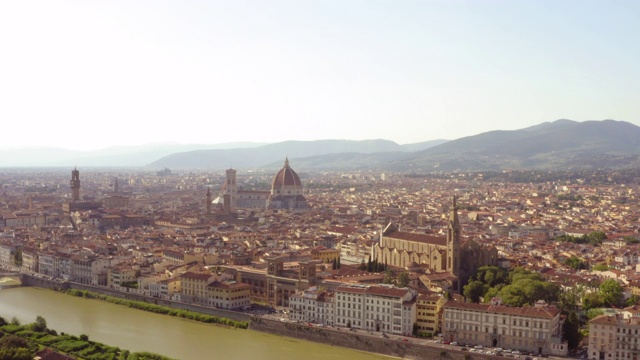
[271,157,302,191]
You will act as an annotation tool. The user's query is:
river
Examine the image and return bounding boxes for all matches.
[0,286,394,360]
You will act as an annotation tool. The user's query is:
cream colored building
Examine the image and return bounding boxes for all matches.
[335,284,417,336]
[589,309,640,360]
[443,298,567,356]
[107,266,138,288]
[289,286,335,325]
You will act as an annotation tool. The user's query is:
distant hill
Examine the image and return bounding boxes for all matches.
[148,139,445,170]
[394,119,640,171]
[0,142,267,167]
[400,139,449,152]
[4,119,638,171]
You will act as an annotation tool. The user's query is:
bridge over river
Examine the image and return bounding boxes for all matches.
[0,273,22,288]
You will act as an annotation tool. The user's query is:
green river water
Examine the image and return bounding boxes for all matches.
[0,286,394,360]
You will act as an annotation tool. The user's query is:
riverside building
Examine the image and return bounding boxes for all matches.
[588,308,640,360]
[443,297,568,357]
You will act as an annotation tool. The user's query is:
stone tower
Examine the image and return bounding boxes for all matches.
[114,177,119,193]
[206,187,212,216]
[224,168,237,211]
[446,196,461,288]
[70,167,80,202]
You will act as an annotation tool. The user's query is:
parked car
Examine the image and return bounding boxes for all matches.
[450,341,458,346]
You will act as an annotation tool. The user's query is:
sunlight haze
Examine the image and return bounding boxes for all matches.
[1,0,638,151]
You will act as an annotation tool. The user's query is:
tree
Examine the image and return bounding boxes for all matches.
[13,249,22,267]
[0,335,31,360]
[587,231,607,246]
[0,335,28,349]
[475,266,508,287]
[592,263,609,271]
[463,280,486,303]
[583,292,604,310]
[383,269,395,284]
[558,286,585,312]
[563,256,587,270]
[358,259,367,271]
[600,279,624,307]
[562,312,582,350]
[10,316,20,325]
[33,315,47,332]
[625,294,640,307]
[586,308,605,320]
[397,272,410,288]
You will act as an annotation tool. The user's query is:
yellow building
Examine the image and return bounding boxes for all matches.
[180,272,212,305]
[311,246,340,263]
[206,281,251,309]
[180,271,252,309]
[416,293,446,335]
[629,280,640,297]
[107,266,138,288]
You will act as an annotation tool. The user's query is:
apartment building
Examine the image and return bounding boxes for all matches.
[0,242,16,267]
[21,247,38,273]
[589,309,640,360]
[416,293,446,335]
[443,298,567,356]
[289,286,335,325]
[180,271,251,309]
[206,280,251,310]
[180,271,212,305]
[335,284,417,336]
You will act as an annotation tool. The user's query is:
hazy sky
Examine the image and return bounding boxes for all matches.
[1,1,638,151]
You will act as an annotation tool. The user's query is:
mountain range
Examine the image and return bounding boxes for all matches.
[3,119,640,171]
[149,119,640,171]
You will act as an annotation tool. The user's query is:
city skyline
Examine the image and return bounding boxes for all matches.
[1,1,638,151]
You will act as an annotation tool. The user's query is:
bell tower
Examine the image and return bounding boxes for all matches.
[225,168,237,211]
[446,196,461,286]
[206,187,212,216]
[70,167,81,202]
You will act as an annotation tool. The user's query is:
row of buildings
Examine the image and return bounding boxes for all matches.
[287,283,569,357]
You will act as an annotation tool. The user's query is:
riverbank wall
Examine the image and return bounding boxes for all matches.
[20,274,250,322]
[20,274,70,291]
[249,317,497,360]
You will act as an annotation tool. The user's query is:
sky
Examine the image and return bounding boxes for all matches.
[1,0,638,151]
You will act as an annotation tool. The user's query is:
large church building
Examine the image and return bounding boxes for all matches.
[371,197,497,292]
[215,158,309,211]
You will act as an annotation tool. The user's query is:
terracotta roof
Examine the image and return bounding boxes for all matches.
[367,286,411,298]
[180,271,212,281]
[385,230,446,246]
[272,158,302,189]
[444,300,561,319]
[589,314,619,325]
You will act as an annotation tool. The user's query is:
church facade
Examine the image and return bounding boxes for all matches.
[371,197,497,292]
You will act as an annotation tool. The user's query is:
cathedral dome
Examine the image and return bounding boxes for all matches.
[271,157,302,193]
